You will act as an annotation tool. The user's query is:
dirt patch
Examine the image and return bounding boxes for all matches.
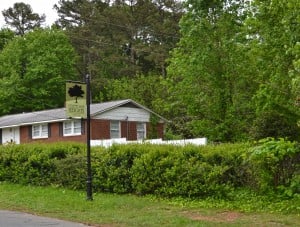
[182,210,242,223]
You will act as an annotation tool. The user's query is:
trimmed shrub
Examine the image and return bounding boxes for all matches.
[131,144,250,198]
[52,155,86,189]
[0,141,299,199]
[0,142,86,187]
[92,144,143,193]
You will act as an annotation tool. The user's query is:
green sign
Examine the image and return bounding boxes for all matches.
[66,81,87,118]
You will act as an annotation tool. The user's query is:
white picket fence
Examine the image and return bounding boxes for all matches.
[91,137,207,148]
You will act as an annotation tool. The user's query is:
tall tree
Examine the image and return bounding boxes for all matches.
[0,28,78,115]
[166,0,255,141]
[247,0,300,140]
[2,2,45,35]
[54,0,113,81]
[97,73,167,112]
[54,0,183,101]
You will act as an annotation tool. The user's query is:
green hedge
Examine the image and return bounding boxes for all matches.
[0,139,299,198]
[0,143,86,188]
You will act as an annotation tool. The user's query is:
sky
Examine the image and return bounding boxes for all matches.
[0,0,59,28]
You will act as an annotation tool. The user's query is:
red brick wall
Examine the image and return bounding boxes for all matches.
[121,121,128,139]
[128,122,137,140]
[146,122,164,139]
[91,119,110,139]
[20,126,30,143]
[20,122,86,144]
[19,120,165,144]
[157,123,164,139]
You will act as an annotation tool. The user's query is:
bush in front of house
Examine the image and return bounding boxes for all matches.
[0,142,87,189]
[92,144,144,193]
[130,143,248,198]
[0,140,299,199]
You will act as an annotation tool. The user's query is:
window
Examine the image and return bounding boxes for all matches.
[137,122,146,140]
[32,124,48,139]
[110,121,120,138]
[63,120,81,136]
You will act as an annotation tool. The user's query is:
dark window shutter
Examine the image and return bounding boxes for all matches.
[59,122,63,137]
[0,129,2,144]
[48,123,51,137]
[28,125,32,139]
[81,119,85,135]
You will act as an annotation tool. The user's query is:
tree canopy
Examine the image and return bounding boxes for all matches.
[0,0,299,142]
[0,28,78,115]
[0,28,14,50]
[54,0,183,91]
[165,0,300,141]
[2,2,45,35]
[166,0,255,141]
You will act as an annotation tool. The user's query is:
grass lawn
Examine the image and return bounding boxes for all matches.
[0,182,299,226]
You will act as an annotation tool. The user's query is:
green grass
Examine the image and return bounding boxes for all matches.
[0,182,299,226]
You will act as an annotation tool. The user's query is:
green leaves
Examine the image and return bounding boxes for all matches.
[167,0,255,141]
[0,141,299,201]
[248,0,300,124]
[165,0,300,142]
[2,2,45,35]
[0,28,14,50]
[0,28,78,115]
[55,0,183,82]
[247,138,300,194]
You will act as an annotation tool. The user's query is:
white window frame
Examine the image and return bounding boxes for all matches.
[110,120,121,138]
[63,120,82,136]
[32,124,48,139]
[137,122,146,140]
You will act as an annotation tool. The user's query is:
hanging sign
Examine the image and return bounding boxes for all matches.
[65,81,87,118]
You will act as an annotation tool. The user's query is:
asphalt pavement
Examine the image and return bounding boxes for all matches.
[0,210,89,227]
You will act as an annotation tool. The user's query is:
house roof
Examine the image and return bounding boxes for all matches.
[0,99,168,129]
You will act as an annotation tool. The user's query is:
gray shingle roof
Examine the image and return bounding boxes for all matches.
[0,99,167,128]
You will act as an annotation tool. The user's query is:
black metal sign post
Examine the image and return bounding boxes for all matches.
[86,74,93,201]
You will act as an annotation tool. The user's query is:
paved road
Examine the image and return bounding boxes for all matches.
[0,210,89,227]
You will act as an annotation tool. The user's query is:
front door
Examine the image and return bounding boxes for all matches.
[2,127,20,144]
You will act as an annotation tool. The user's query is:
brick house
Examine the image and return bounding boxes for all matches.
[0,99,167,145]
